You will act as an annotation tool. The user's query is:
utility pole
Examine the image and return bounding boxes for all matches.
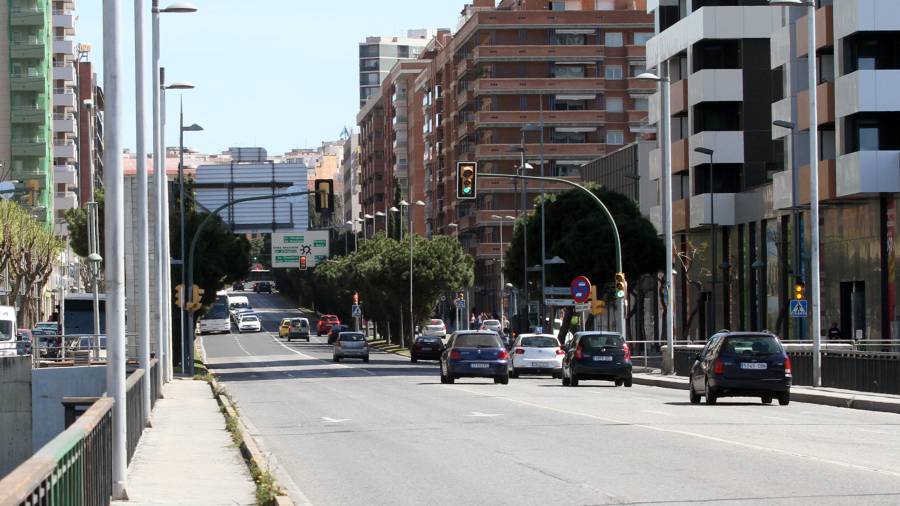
[134,0,151,427]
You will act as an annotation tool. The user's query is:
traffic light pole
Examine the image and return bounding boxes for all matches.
[480,173,626,339]
[184,190,316,376]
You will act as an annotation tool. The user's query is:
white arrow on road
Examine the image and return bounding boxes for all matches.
[466,411,503,418]
[321,416,351,423]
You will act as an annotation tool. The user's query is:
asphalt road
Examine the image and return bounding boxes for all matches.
[202,292,900,506]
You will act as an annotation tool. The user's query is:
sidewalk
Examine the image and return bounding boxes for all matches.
[113,378,256,506]
[632,371,900,414]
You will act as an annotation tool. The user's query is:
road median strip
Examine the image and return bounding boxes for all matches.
[367,338,411,357]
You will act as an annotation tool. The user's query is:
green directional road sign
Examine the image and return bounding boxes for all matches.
[271,231,330,268]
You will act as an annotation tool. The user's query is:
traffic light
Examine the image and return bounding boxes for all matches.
[299,256,308,271]
[175,283,184,309]
[353,292,359,304]
[191,284,204,308]
[614,272,627,299]
[314,179,334,213]
[793,279,805,300]
[456,162,477,200]
[589,286,606,315]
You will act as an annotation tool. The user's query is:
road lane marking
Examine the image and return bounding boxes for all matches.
[640,410,670,416]
[321,417,351,423]
[268,334,377,376]
[467,411,503,417]
[444,385,900,479]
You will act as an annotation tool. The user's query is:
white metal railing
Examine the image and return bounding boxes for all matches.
[53,112,74,120]
[53,139,75,147]
[54,87,75,95]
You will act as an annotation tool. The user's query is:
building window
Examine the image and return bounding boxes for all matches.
[859,126,879,151]
[552,65,585,78]
[634,33,654,46]
[634,97,649,111]
[552,130,587,144]
[630,63,646,77]
[606,130,624,145]
[359,45,378,58]
[604,65,623,80]
[604,32,623,47]
[554,33,585,46]
[595,0,614,10]
[360,72,380,85]
[606,97,624,112]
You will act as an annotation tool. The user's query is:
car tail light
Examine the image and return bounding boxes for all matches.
[336,341,342,347]
[450,350,461,360]
[497,350,509,360]
[784,355,792,377]
[575,344,583,360]
[556,348,565,355]
[714,358,724,375]
[623,343,632,361]
[514,347,525,355]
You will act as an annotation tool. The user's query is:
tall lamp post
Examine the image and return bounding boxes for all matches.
[363,214,374,240]
[151,0,197,386]
[694,147,716,333]
[637,70,674,374]
[178,112,202,374]
[402,200,426,346]
[491,215,515,328]
[774,120,805,341]
[769,0,821,385]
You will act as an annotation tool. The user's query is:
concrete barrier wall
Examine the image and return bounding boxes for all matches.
[31,365,106,452]
[0,357,32,478]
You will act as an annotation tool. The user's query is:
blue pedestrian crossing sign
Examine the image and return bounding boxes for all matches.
[790,300,808,318]
[351,304,362,318]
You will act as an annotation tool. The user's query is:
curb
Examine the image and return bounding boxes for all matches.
[632,374,900,414]
[368,339,411,357]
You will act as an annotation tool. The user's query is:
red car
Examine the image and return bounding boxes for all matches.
[317,315,341,336]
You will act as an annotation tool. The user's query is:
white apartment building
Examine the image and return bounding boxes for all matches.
[358,29,436,107]
[51,0,78,237]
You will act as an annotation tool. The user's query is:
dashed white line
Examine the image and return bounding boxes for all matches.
[268,334,377,376]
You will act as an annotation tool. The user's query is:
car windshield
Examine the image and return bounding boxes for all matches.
[291,319,305,326]
[521,336,559,348]
[722,335,784,356]
[242,316,258,322]
[580,334,623,349]
[340,333,365,342]
[454,333,501,348]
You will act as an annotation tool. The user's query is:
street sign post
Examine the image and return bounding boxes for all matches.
[570,276,591,304]
[790,300,808,318]
[544,287,572,296]
[351,304,362,318]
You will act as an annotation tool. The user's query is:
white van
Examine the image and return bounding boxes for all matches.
[0,305,17,357]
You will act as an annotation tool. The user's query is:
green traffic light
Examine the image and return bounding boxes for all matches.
[616,290,625,298]
[463,187,471,194]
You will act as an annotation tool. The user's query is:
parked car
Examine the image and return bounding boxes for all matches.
[561,332,632,387]
[509,334,563,378]
[317,315,341,336]
[327,324,347,345]
[237,314,261,333]
[689,331,792,406]
[33,328,60,358]
[333,332,369,362]
[410,335,444,363]
[288,318,310,342]
[440,331,509,385]
[16,329,32,356]
[232,281,245,291]
[421,319,447,339]
[254,281,273,293]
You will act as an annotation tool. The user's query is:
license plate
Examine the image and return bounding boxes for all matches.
[470,363,489,368]
[593,356,613,362]
[741,362,768,370]
[421,347,432,351]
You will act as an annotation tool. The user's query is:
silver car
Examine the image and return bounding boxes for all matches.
[333,332,369,363]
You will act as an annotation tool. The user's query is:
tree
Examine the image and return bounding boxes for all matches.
[504,185,664,324]
[64,188,103,258]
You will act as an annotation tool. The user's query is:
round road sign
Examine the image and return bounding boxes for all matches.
[570,276,591,303]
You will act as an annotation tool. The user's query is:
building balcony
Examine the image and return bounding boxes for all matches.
[648,79,688,122]
[10,38,45,59]
[52,12,75,30]
[10,72,47,92]
[836,150,900,197]
[53,113,76,133]
[473,242,503,259]
[772,159,837,210]
[473,45,604,62]
[53,37,75,56]
[795,4,833,57]
[625,45,645,60]
[14,166,48,181]
[53,220,69,237]
[474,78,604,95]
[456,89,474,110]
[687,69,743,106]
[10,7,46,26]
[54,164,77,186]
[456,58,474,78]
[54,88,76,108]
[835,70,900,119]
[53,140,77,159]
[688,131,744,166]
[626,78,656,94]
[456,120,475,141]
[11,105,46,124]
[475,143,605,160]
[53,63,76,82]
[54,191,77,211]
[12,137,47,157]
[649,138,690,179]
[477,109,605,127]
[627,110,648,126]
[650,198,691,234]
[689,192,764,229]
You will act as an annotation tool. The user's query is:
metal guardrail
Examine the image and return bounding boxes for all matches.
[0,397,114,506]
[125,368,146,464]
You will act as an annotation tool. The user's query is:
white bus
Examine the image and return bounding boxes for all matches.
[198,302,231,335]
[0,305,16,357]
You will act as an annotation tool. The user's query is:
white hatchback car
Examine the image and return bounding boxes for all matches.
[237,314,261,333]
[480,319,503,333]
[421,319,447,338]
[509,334,564,378]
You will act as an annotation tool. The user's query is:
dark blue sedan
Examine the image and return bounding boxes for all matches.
[440,331,509,385]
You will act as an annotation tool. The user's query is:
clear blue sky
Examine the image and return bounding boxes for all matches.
[77,0,462,155]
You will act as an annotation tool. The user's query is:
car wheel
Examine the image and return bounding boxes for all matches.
[287,336,291,342]
[333,356,340,363]
[623,378,633,388]
[778,392,790,406]
[509,368,518,379]
[552,373,562,379]
[498,374,509,385]
[705,379,718,405]
[561,369,570,386]
[411,357,418,363]
[761,395,773,405]
[569,368,579,387]
[363,357,369,363]
[614,379,624,387]
[689,381,701,404]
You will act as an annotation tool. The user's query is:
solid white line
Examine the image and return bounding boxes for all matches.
[268,334,377,376]
[640,410,670,416]
[444,385,900,479]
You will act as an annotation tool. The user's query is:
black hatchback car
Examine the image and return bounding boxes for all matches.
[255,281,272,293]
[689,332,792,405]
[410,335,443,362]
[561,332,632,387]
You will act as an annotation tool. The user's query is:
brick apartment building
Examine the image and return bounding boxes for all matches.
[358,0,653,316]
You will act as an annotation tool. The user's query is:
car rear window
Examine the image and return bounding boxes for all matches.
[417,337,441,344]
[483,320,500,326]
[454,333,501,348]
[340,333,365,342]
[430,319,443,325]
[521,336,559,348]
[580,334,624,349]
[722,335,784,356]
[242,316,258,322]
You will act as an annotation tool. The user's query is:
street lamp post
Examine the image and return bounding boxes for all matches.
[375,210,387,236]
[637,70,674,372]
[363,214,374,240]
[695,147,716,333]
[774,120,804,341]
[402,200,426,346]
[769,0,821,385]
[178,109,203,374]
[491,215,515,328]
